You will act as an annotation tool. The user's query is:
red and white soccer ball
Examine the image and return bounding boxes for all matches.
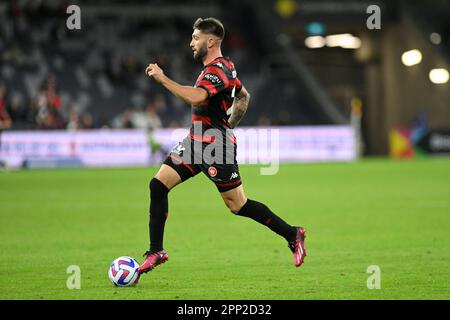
[108,256,140,286]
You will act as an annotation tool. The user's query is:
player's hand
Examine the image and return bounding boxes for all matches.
[145,63,165,83]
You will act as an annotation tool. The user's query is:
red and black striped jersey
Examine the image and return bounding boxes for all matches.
[191,56,242,143]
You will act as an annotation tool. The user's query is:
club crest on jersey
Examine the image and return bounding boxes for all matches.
[208,166,217,177]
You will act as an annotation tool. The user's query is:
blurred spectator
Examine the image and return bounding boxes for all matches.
[35,89,49,128]
[146,103,162,130]
[44,74,62,110]
[31,75,66,130]
[67,105,80,131]
[81,113,94,129]
[130,106,149,129]
[150,93,168,114]
[27,95,40,129]
[0,83,12,130]
[8,94,28,125]
[119,109,134,129]
[37,107,65,130]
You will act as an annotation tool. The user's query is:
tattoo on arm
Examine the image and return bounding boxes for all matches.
[228,86,250,129]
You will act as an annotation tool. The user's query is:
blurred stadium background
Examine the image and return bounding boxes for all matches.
[0,0,449,165]
[0,0,449,300]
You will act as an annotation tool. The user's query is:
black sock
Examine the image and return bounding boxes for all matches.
[237,199,296,242]
[149,178,169,253]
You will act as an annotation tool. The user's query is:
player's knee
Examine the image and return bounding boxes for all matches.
[224,200,241,214]
[230,207,240,214]
[149,178,170,199]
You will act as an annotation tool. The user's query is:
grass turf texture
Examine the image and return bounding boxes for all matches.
[0,158,449,300]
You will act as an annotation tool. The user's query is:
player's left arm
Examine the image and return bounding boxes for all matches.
[228,85,250,129]
[146,63,208,106]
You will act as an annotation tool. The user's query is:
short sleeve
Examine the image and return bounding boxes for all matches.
[196,66,229,99]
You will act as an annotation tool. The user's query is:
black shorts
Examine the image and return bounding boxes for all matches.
[163,135,242,193]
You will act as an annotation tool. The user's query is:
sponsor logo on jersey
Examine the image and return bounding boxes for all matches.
[204,73,222,85]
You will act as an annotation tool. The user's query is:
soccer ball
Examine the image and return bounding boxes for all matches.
[108,256,140,286]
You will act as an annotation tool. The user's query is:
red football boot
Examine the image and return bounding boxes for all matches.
[288,227,307,267]
[138,250,169,274]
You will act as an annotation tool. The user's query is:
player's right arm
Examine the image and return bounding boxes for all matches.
[146,63,208,105]
[228,85,250,129]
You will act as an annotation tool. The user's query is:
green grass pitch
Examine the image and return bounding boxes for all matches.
[1,158,449,300]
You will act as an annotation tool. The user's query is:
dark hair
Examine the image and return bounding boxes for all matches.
[193,17,225,40]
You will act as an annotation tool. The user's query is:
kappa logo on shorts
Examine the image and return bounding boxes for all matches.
[208,166,217,177]
[230,172,239,179]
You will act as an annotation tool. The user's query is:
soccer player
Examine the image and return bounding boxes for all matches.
[138,18,306,275]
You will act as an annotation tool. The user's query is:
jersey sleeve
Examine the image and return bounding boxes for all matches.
[196,66,229,99]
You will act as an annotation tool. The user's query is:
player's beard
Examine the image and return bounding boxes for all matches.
[193,43,208,62]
